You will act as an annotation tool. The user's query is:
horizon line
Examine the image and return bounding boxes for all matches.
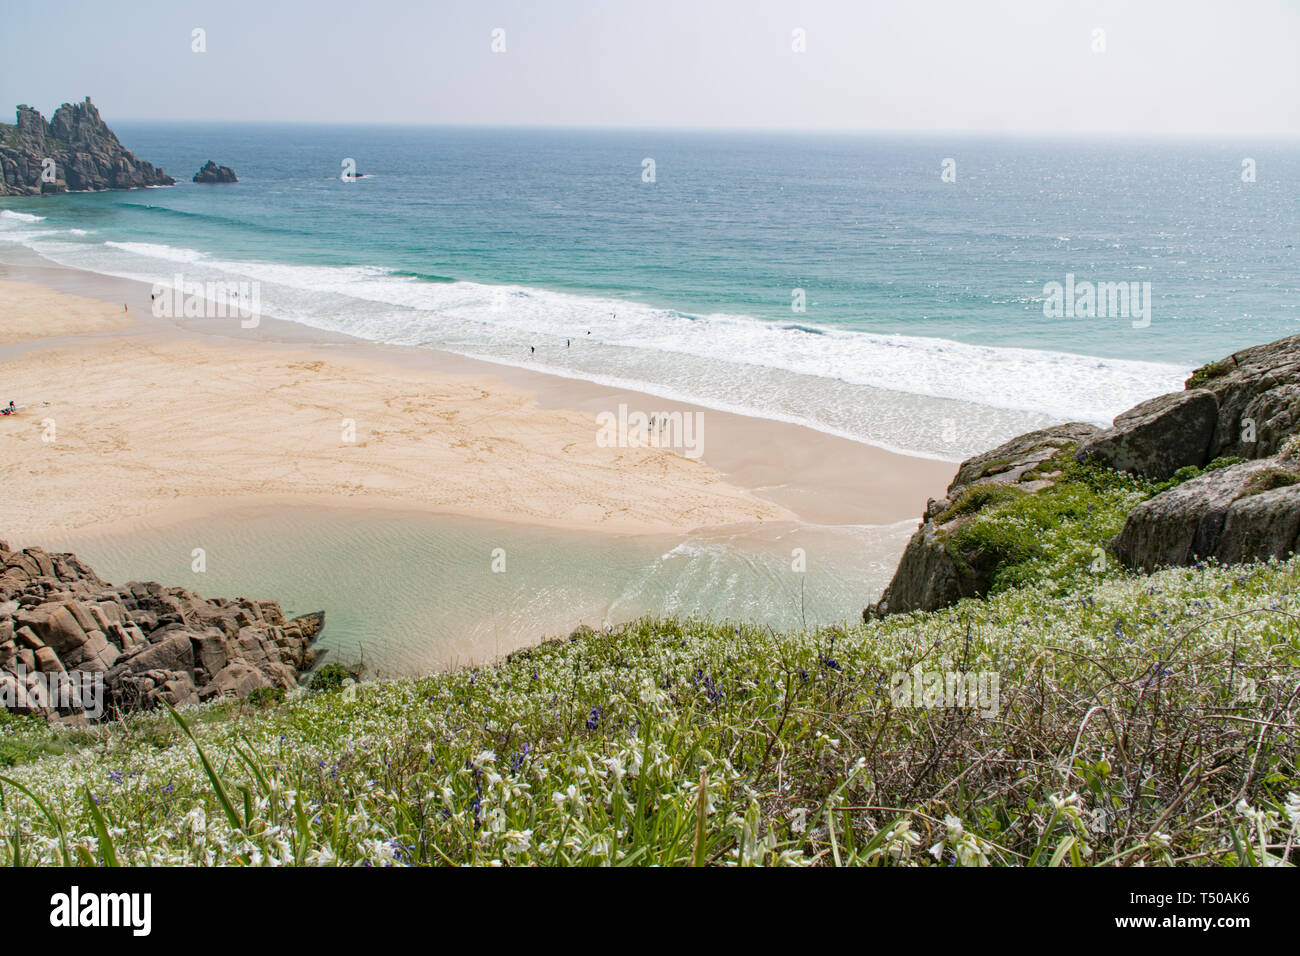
[90,117,1300,143]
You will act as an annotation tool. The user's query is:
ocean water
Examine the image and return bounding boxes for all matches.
[4,126,1298,460]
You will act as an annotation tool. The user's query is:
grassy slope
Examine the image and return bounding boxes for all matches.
[1,463,1298,866]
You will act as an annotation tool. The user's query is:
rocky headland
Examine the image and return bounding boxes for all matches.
[1,539,324,722]
[0,97,174,195]
[868,333,1300,618]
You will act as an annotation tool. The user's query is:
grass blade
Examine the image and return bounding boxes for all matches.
[163,701,243,832]
[85,786,119,866]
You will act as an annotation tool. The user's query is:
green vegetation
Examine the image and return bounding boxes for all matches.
[309,663,353,692]
[246,687,286,708]
[937,453,1271,601]
[1244,468,1300,496]
[1152,457,1250,493]
[1205,456,1250,472]
[940,456,1151,598]
[0,711,70,768]
[936,484,1026,524]
[1186,358,1233,389]
[0,458,1296,866]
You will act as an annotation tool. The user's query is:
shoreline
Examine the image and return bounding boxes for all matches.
[0,254,954,542]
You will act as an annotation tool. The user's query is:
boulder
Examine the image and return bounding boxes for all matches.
[212,662,272,698]
[33,645,64,675]
[13,603,89,657]
[1075,389,1218,479]
[0,672,38,713]
[189,627,228,676]
[118,633,194,675]
[70,631,120,672]
[151,675,199,709]
[14,625,44,650]
[1111,458,1300,571]
[865,522,967,619]
[948,423,1099,497]
[1186,334,1300,459]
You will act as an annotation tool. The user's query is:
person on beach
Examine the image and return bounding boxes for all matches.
[2,401,16,416]
[530,346,535,357]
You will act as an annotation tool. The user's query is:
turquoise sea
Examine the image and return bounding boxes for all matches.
[4,125,1298,460]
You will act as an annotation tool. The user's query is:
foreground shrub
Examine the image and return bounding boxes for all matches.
[310,663,353,692]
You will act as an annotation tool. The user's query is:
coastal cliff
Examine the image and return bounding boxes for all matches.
[0,97,174,195]
[0,539,324,721]
[867,333,1300,618]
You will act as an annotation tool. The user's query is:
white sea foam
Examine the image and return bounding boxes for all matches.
[0,210,46,223]
[3,232,1192,459]
[103,241,207,263]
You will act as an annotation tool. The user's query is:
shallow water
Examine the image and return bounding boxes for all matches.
[45,505,913,674]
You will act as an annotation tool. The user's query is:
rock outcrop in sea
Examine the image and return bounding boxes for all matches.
[867,333,1300,618]
[1,539,324,721]
[0,97,175,196]
[193,159,238,183]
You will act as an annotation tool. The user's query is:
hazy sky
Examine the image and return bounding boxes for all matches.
[3,0,1298,136]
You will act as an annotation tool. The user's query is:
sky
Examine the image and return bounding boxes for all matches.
[2,0,1298,136]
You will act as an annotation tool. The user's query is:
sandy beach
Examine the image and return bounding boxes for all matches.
[0,267,954,545]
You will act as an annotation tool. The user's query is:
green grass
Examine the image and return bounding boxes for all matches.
[0,554,1296,866]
